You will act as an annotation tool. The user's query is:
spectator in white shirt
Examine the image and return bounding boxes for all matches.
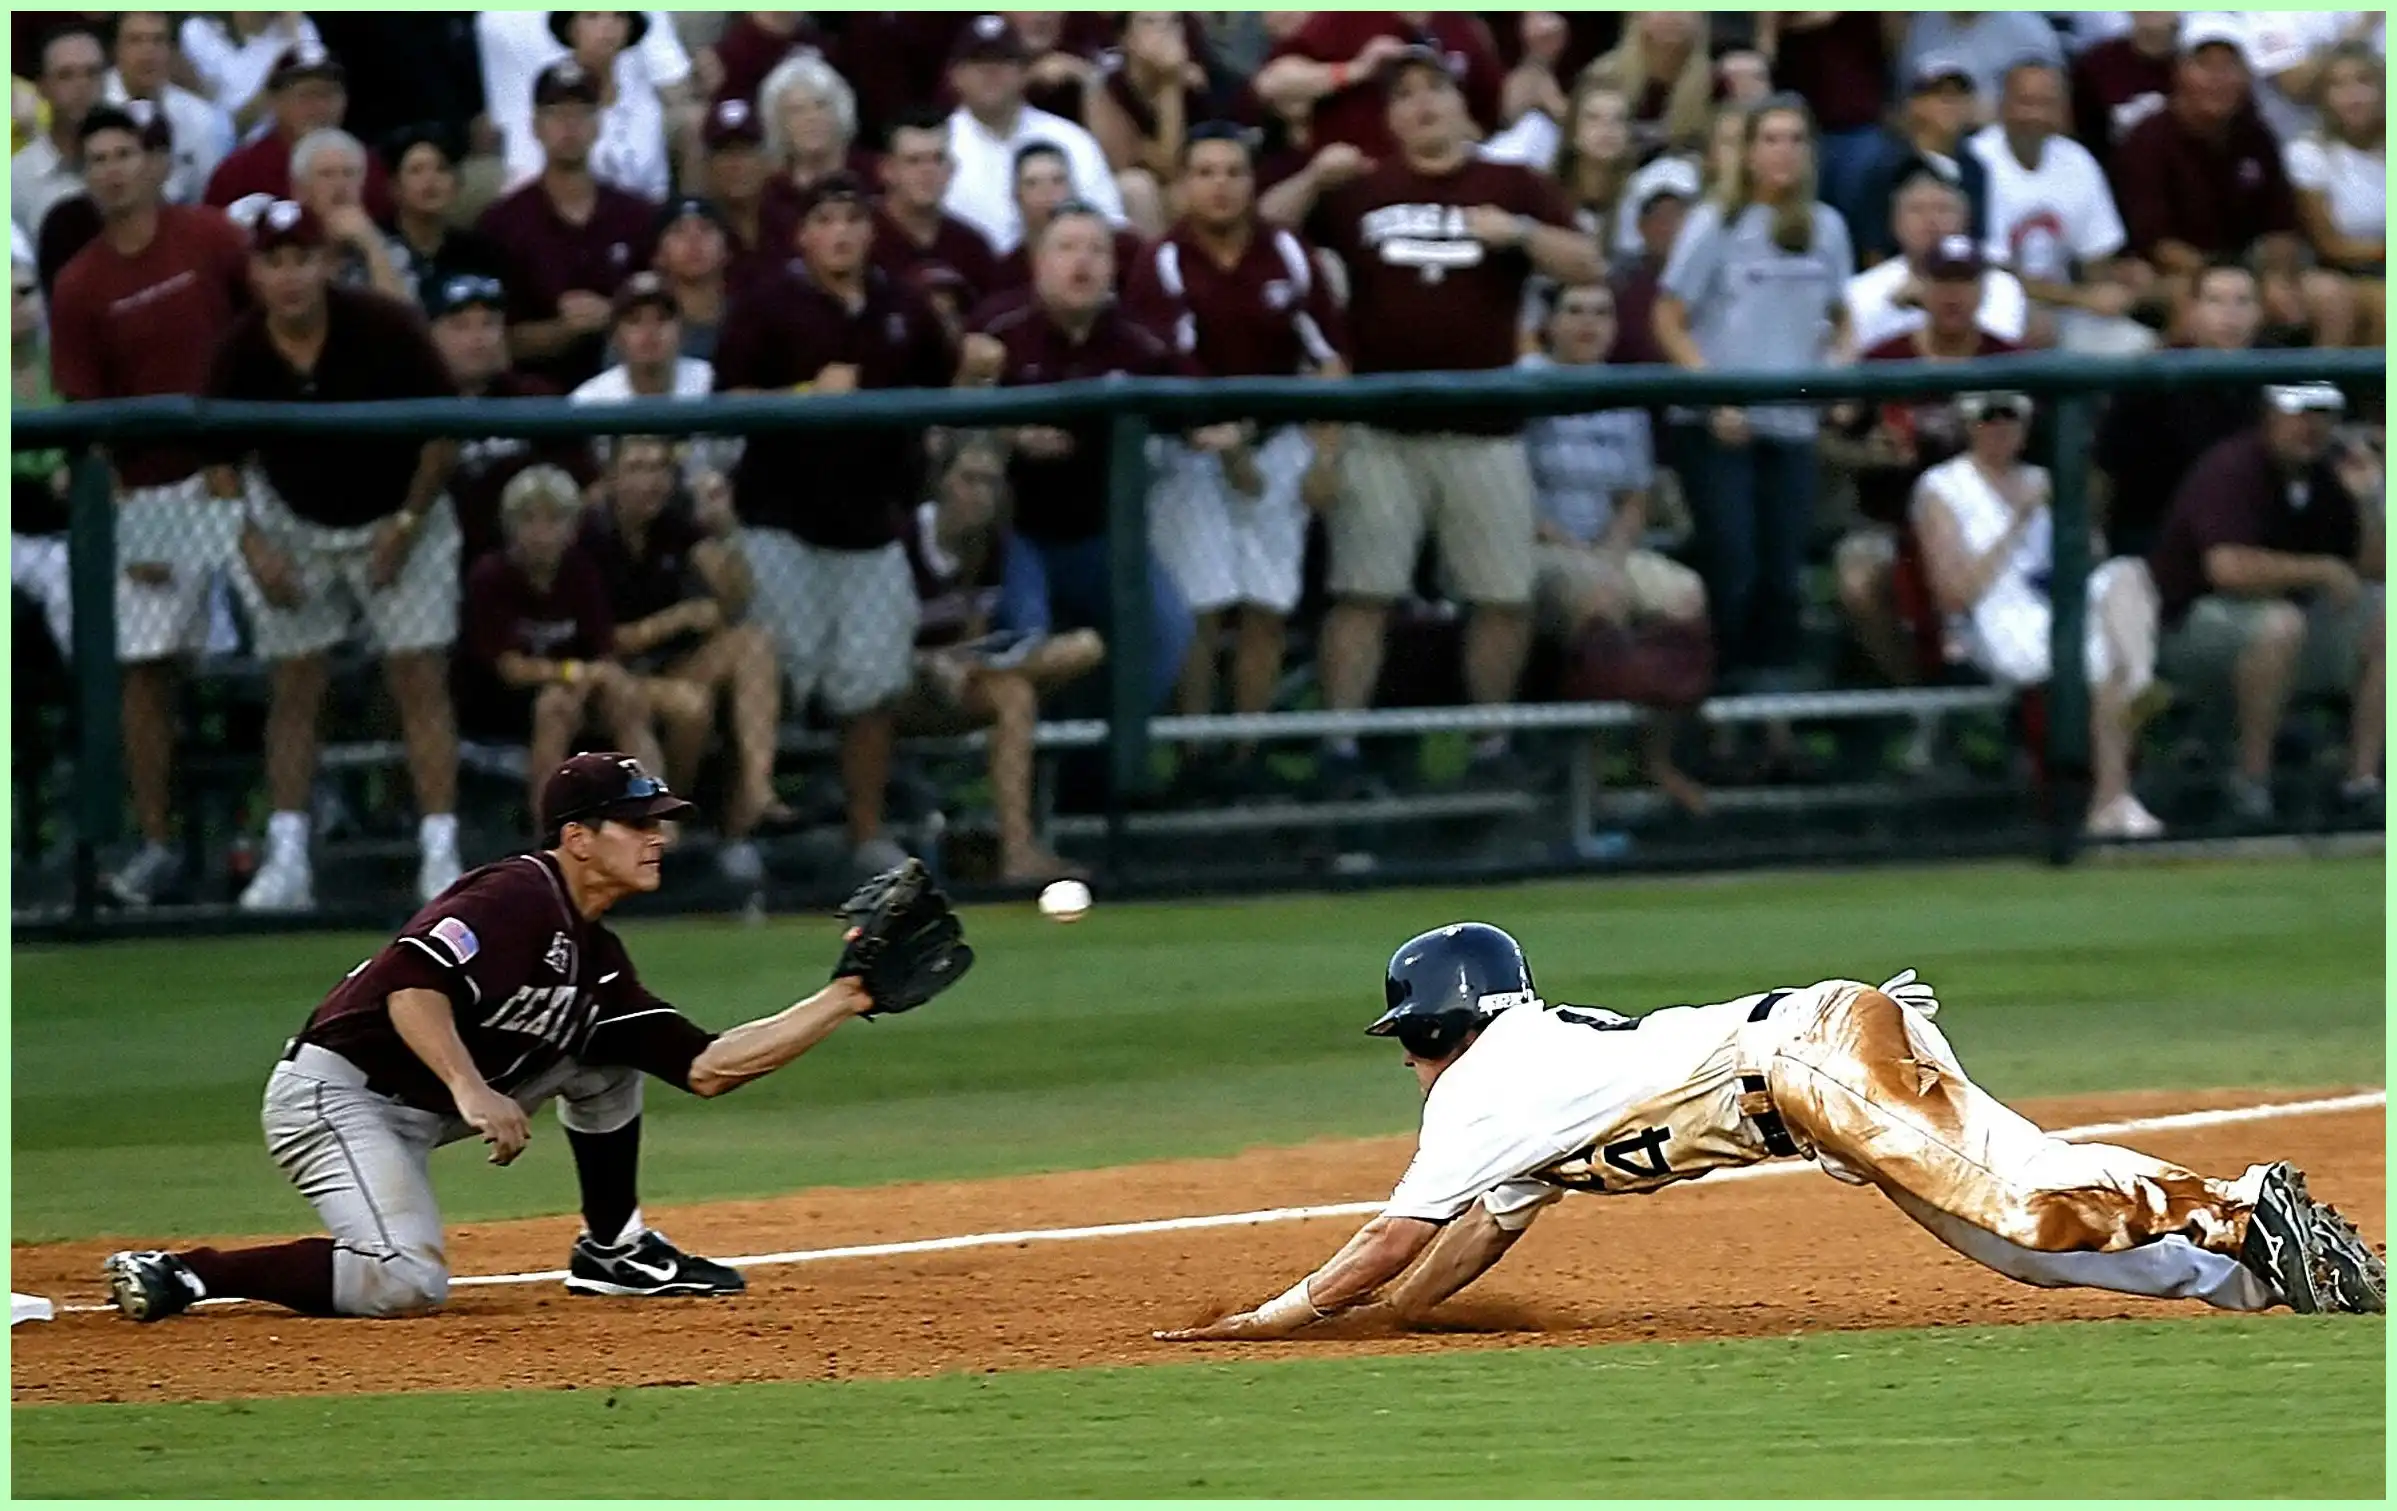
[104,13,234,206]
[1844,169,2028,351]
[570,270,733,483]
[1969,59,2152,354]
[2287,43,2385,347]
[12,26,105,241]
[480,10,690,201]
[2240,10,2385,145]
[179,12,320,139]
[940,14,1126,255]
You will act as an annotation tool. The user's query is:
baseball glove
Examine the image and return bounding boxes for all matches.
[832,858,974,1017]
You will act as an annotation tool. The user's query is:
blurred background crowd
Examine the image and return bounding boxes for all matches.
[9,10,2385,918]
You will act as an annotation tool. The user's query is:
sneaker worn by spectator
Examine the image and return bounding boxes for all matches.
[105,841,186,908]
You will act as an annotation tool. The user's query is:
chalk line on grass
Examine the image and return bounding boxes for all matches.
[46,1090,2385,1315]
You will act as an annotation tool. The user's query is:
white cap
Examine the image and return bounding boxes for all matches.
[2264,381,2346,415]
[2178,13,2248,55]
[1627,154,1702,215]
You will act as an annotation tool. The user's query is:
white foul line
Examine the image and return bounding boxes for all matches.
[48,1091,2385,1315]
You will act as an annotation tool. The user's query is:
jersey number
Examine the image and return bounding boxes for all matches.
[1599,1126,1674,1179]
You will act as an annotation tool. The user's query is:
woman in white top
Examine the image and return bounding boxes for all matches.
[2286,43,2384,348]
[179,13,320,139]
[1912,392,2165,839]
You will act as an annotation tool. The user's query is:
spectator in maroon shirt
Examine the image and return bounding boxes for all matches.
[2148,383,2384,823]
[971,203,1206,714]
[693,97,785,298]
[700,12,827,114]
[989,12,1122,126]
[1609,154,1697,368]
[460,464,665,828]
[2110,18,2308,339]
[821,12,968,146]
[476,60,658,389]
[1757,12,1897,231]
[32,94,174,299]
[424,271,591,576]
[381,123,511,315]
[1265,48,1598,787]
[871,107,1003,318]
[2071,10,2179,170]
[1086,11,1231,238]
[983,141,1147,303]
[582,434,793,883]
[648,196,730,361]
[714,172,965,878]
[1257,12,1510,161]
[47,104,251,910]
[755,50,879,232]
[201,43,395,222]
[1122,122,1347,765]
[204,201,463,913]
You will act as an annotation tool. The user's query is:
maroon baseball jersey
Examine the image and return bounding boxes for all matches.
[2110,107,2299,260]
[203,286,457,528]
[1121,222,1346,379]
[49,204,251,489]
[297,850,717,1114]
[870,205,1001,310]
[713,263,957,548]
[204,128,395,221]
[1311,156,1574,432]
[986,226,1148,299]
[1267,13,1506,158]
[475,179,660,385]
[973,297,1196,541]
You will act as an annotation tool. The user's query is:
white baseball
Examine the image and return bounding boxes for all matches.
[1037,879,1092,922]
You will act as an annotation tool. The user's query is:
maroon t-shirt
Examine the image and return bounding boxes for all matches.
[297,849,715,1114]
[2111,107,2299,260]
[1310,155,1574,431]
[869,206,1002,312]
[1120,223,1347,378]
[475,178,660,386]
[1846,330,2025,524]
[462,544,615,669]
[1267,12,1507,158]
[2148,430,2365,626]
[713,264,956,548]
[203,286,457,528]
[203,129,396,221]
[450,371,594,575]
[1771,13,1889,132]
[2072,39,2176,167]
[986,226,1149,298]
[973,298,1196,542]
[49,204,251,489]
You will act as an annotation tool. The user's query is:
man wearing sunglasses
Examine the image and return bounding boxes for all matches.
[104,752,960,1322]
[1160,921,2384,1343]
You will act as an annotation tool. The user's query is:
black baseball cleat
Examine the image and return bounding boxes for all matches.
[104,1250,205,1322]
[2241,1163,2328,1313]
[2307,1200,2387,1315]
[565,1229,747,1297]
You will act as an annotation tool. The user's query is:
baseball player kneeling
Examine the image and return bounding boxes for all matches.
[104,753,973,1322]
[1160,924,2383,1341]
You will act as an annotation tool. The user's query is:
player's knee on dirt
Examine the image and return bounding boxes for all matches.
[555,1062,643,1136]
[338,1245,450,1317]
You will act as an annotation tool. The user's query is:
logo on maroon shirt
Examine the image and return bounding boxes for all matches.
[1358,204,1487,284]
[544,931,574,976]
[485,983,585,1045]
[1263,279,1294,311]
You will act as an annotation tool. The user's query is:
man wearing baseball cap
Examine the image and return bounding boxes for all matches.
[1854,54,1991,264]
[939,13,1125,255]
[103,751,971,1323]
[569,269,715,408]
[201,42,394,221]
[647,195,731,359]
[695,98,788,298]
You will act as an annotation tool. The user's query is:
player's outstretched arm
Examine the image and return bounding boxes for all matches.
[1154,1215,1441,1342]
[1380,1201,1528,1320]
[685,979,874,1098]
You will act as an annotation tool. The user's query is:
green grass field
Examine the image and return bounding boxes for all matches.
[12,857,2386,1495]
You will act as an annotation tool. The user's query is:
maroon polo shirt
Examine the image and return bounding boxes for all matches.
[1310,154,1574,431]
[475,177,660,386]
[712,263,957,549]
[2149,430,2365,626]
[2072,38,2176,167]
[298,848,713,1114]
[1770,13,1889,133]
[2111,106,2299,261]
[449,370,595,575]
[48,204,251,489]
[1121,222,1347,378]
[202,128,395,221]
[202,286,456,529]
[869,205,1002,311]
[1266,12,1507,158]
[972,297,1197,542]
[986,226,1148,298]
[581,498,711,667]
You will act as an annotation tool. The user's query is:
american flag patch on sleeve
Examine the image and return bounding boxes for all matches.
[428,916,481,965]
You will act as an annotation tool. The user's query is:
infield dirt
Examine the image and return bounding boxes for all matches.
[12,1089,2381,1406]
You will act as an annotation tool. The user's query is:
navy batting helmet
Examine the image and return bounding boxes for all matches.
[1366,922,1540,1061]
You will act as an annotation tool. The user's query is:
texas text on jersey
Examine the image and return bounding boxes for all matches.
[296,850,716,1113]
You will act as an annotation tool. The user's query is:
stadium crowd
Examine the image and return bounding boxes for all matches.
[9,10,2385,912]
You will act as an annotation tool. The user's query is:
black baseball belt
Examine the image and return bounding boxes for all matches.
[1739,991,1800,1158]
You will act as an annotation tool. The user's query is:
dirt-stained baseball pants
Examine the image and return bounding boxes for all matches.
[1749,984,2275,1311]
[261,1042,644,1317]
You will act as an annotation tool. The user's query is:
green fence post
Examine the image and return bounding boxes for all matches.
[1104,413,1154,873]
[66,452,123,918]
[2043,394,2095,866]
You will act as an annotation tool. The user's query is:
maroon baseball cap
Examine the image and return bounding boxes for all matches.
[532,58,604,109]
[1921,233,1985,281]
[248,199,327,254]
[268,41,345,91]
[610,269,679,320]
[542,752,697,835]
[795,170,871,219]
[951,13,1031,66]
[702,96,765,151]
